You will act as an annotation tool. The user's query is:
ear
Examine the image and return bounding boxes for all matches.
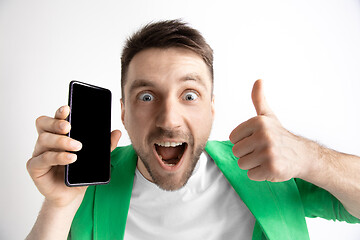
[211,95,215,119]
[120,98,126,128]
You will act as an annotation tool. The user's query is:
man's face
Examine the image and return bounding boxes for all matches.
[121,47,215,191]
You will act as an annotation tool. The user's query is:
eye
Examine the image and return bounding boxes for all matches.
[138,92,154,102]
[183,91,198,101]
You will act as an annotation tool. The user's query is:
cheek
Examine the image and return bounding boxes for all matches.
[188,104,214,137]
[125,104,154,136]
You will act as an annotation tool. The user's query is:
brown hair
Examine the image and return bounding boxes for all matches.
[121,19,214,100]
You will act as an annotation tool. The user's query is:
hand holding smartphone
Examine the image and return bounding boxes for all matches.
[65,81,112,187]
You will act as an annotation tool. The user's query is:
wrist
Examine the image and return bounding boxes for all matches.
[296,138,323,182]
[44,193,84,210]
[297,139,337,190]
[42,199,81,218]
[26,198,81,240]
[44,186,87,209]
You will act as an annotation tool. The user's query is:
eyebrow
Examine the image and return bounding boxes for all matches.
[181,73,207,87]
[128,73,209,94]
[181,73,211,94]
[128,79,156,94]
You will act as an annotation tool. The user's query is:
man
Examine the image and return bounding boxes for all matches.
[26,20,360,240]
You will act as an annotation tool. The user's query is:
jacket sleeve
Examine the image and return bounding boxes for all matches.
[294,178,360,223]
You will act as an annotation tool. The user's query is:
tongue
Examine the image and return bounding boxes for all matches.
[156,145,183,160]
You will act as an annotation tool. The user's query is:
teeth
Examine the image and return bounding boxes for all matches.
[165,163,176,166]
[156,142,183,147]
[155,142,185,166]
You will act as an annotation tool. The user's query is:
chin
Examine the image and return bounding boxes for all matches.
[131,129,208,191]
[139,145,202,192]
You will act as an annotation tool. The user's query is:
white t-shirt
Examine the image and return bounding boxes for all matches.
[124,152,255,239]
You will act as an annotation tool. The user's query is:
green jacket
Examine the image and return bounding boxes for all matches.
[69,140,360,240]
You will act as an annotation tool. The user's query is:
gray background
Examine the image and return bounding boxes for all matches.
[1,0,360,239]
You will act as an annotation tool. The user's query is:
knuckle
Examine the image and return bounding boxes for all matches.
[46,151,66,166]
[267,175,277,182]
[237,159,247,169]
[260,147,274,167]
[232,143,244,158]
[59,120,70,133]
[247,170,254,180]
[255,115,267,128]
[248,116,258,127]
[232,145,239,157]
[37,132,48,145]
[26,158,33,172]
[247,169,260,181]
[42,151,65,166]
[262,146,276,161]
[40,151,51,163]
[35,116,46,127]
[266,159,282,177]
[40,152,52,162]
[53,119,61,131]
[237,158,243,168]
[259,130,273,147]
[56,136,67,147]
[55,152,66,164]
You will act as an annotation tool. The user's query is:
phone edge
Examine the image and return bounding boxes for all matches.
[64,80,112,187]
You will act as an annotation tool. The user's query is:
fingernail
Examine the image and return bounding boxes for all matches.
[59,107,64,113]
[67,153,77,162]
[60,122,68,130]
[71,140,82,150]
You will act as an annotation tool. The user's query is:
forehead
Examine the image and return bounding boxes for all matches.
[124,47,212,94]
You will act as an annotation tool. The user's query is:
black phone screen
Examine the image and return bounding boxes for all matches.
[65,81,111,186]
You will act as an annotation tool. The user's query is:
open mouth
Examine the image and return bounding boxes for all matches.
[154,141,187,168]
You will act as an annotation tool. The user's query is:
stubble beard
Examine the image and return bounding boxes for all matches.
[131,128,207,191]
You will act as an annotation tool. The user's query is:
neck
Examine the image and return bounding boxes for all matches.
[136,157,154,182]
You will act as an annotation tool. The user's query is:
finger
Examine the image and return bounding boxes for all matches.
[229,117,257,144]
[27,151,77,178]
[237,150,263,170]
[232,133,256,158]
[54,105,70,120]
[111,130,122,152]
[251,79,274,117]
[32,132,82,157]
[247,165,267,181]
[36,116,71,135]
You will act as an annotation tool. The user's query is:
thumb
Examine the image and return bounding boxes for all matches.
[111,130,122,152]
[251,79,275,117]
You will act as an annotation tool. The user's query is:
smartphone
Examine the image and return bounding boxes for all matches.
[65,80,112,187]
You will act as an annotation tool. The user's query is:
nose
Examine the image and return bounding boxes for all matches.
[155,97,182,131]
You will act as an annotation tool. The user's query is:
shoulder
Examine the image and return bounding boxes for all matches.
[111,144,137,167]
[206,140,234,148]
[205,140,236,160]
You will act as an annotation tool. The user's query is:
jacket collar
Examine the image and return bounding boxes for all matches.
[205,141,310,240]
[93,145,138,240]
[93,141,310,239]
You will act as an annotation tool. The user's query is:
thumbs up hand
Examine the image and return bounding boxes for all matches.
[229,79,312,182]
[251,79,277,119]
